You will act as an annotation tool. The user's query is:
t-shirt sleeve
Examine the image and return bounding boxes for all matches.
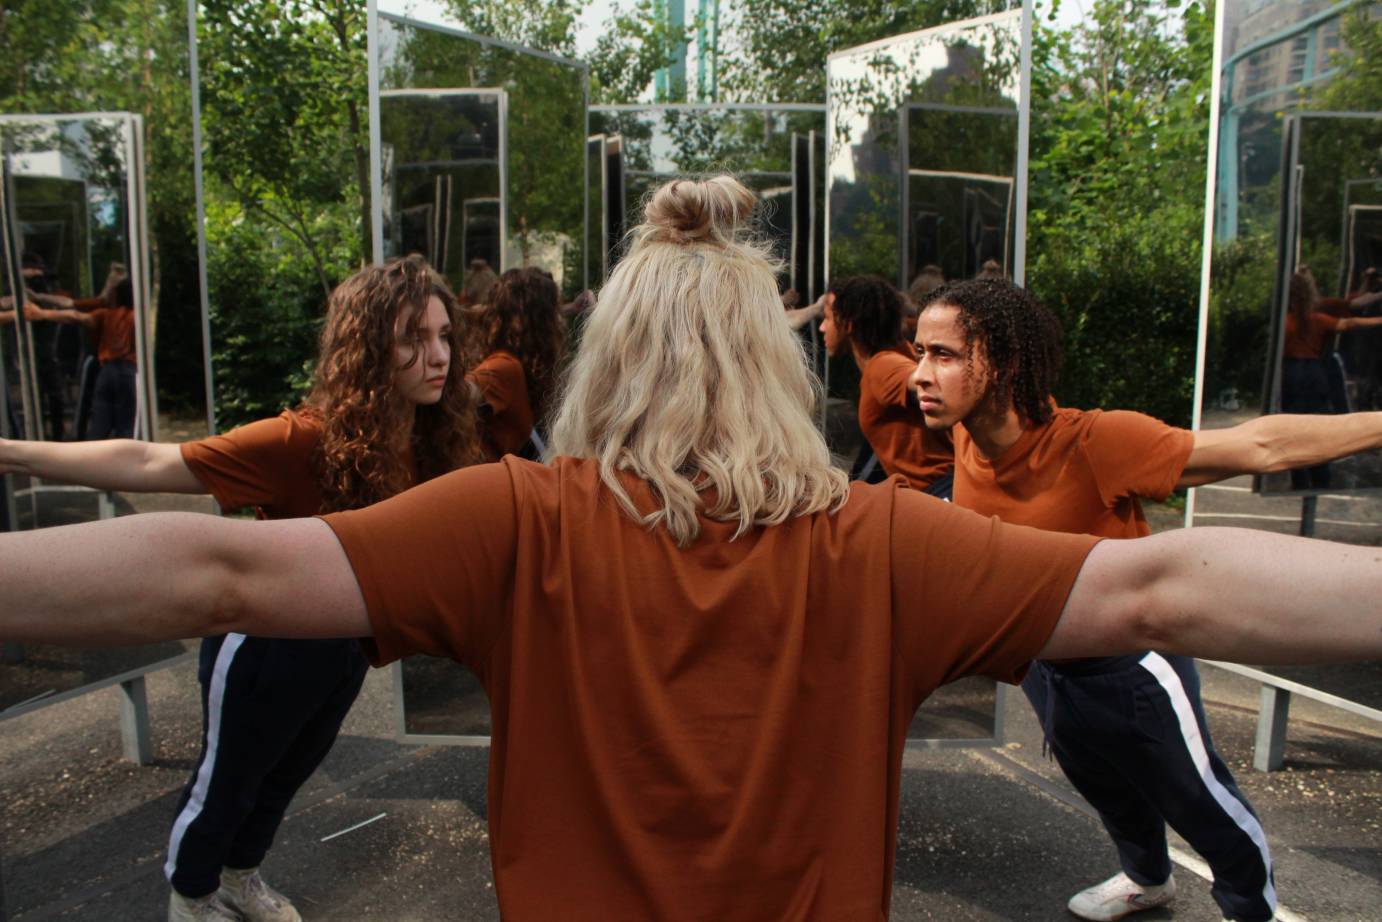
[179,414,306,512]
[1084,410,1194,505]
[469,353,522,415]
[863,351,916,410]
[890,486,1099,693]
[321,462,517,671]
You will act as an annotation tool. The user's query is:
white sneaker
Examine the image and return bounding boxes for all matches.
[1067,871,1177,921]
[168,891,244,922]
[217,867,302,922]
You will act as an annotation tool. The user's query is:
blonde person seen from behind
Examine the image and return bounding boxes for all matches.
[3,176,1382,922]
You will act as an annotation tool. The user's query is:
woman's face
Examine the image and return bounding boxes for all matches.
[393,295,451,406]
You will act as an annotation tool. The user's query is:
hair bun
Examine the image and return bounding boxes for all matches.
[643,175,757,245]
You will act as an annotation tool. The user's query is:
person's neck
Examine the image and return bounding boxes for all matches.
[961,403,1027,461]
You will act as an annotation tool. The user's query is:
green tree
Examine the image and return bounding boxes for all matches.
[1026,0,1213,425]
[720,0,1010,102]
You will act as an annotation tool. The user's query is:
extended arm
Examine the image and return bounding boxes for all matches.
[1041,527,1382,663]
[784,296,825,332]
[1178,411,1382,488]
[1335,314,1382,332]
[0,514,370,645]
[0,303,93,327]
[0,436,204,493]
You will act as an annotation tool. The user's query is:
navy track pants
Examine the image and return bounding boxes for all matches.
[1022,652,1276,922]
[164,634,368,898]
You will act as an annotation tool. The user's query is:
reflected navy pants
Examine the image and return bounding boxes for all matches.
[165,634,367,898]
[1022,653,1275,922]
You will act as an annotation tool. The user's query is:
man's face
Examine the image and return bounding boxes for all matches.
[819,293,846,357]
[910,303,989,430]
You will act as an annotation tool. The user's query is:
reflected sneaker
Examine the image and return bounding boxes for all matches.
[1067,871,1176,921]
[168,891,244,922]
[217,867,302,922]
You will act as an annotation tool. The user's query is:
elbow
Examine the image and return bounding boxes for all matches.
[197,547,258,637]
[1248,422,1292,473]
[1116,544,1195,654]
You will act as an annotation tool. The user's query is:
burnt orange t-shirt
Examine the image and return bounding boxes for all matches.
[469,350,534,459]
[952,407,1194,539]
[858,346,954,488]
[88,307,138,364]
[1283,311,1340,360]
[180,410,346,518]
[322,456,1099,921]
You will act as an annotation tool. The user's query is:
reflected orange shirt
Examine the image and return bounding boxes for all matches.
[858,345,953,488]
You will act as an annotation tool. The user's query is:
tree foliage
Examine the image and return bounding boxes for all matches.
[1025,0,1213,425]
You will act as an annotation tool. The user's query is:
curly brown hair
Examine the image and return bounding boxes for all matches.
[919,278,1062,426]
[304,255,485,513]
[480,267,566,424]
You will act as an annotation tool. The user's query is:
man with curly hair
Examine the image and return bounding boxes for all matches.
[910,277,1382,922]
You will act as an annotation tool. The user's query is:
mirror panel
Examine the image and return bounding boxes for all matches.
[1193,0,1382,704]
[825,11,1023,289]
[372,11,588,740]
[588,105,826,295]
[0,117,195,726]
[376,12,589,300]
[826,11,1027,743]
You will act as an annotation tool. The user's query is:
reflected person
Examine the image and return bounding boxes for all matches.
[466,267,565,460]
[1281,267,1382,488]
[820,275,953,492]
[4,178,1382,922]
[20,252,69,440]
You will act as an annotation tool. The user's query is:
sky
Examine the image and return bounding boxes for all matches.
[378,1,1169,72]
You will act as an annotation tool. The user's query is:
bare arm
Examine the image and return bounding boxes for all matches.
[26,289,74,310]
[1041,527,1382,663]
[1178,412,1382,488]
[784,297,824,331]
[1335,314,1382,332]
[0,437,204,493]
[0,514,370,645]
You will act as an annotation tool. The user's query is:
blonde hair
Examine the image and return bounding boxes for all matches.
[548,175,849,545]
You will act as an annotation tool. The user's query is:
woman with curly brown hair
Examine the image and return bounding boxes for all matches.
[0,254,484,922]
[467,266,565,459]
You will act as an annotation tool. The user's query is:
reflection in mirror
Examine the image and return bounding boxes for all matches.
[0,115,152,496]
[1193,1,1382,705]
[376,12,588,299]
[589,105,826,298]
[379,89,505,298]
[0,4,211,805]
[371,10,588,740]
[1198,1,1382,506]
[1264,112,1382,493]
[589,105,828,413]
[823,13,1026,742]
[824,11,1025,459]
[826,11,1023,289]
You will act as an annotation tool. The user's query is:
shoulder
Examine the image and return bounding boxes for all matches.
[186,409,320,460]
[1086,408,1182,441]
[475,350,523,375]
[862,347,915,379]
